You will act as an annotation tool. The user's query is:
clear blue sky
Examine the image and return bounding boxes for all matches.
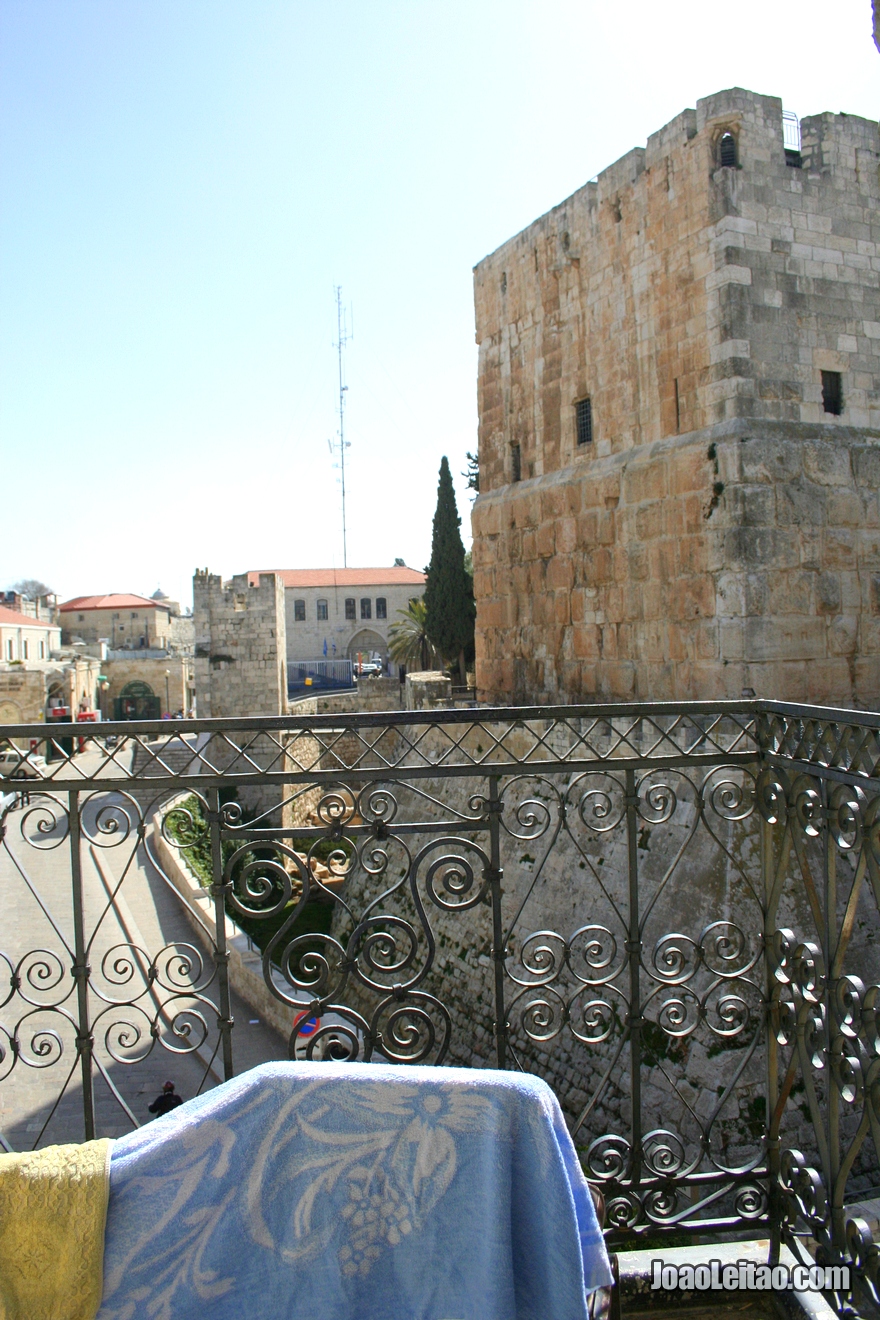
[1,0,877,608]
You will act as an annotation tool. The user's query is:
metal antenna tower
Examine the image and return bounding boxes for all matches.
[333,286,353,567]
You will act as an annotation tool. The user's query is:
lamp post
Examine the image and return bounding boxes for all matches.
[164,669,171,717]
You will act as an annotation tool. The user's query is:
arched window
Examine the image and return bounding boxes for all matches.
[360,599,372,620]
[344,598,356,620]
[719,133,737,168]
[317,599,328,621]
[293,599,306,622]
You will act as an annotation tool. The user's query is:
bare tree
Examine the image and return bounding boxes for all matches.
[10,579,53,600]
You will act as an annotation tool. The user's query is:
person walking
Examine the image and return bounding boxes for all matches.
[148,1081,184,1118]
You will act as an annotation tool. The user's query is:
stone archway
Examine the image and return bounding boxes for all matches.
[114,680,161,721]
[347,629,387,661]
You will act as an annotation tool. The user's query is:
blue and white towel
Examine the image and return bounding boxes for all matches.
[98,1062,612,1320]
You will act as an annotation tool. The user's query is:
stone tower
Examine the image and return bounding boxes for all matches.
[193,571,287,718]
[472,88,880,706]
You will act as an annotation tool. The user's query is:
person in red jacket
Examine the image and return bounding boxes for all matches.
[148,1081,184,1118]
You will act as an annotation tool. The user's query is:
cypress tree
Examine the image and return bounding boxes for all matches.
[424,456,476,684]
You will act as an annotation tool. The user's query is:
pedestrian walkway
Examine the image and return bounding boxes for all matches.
[0,774,286,1152]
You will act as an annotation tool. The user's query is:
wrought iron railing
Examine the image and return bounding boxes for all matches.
[2,700,880,1312]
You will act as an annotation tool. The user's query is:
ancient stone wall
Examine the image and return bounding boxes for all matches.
[472,87,880,706]
[103,656,191,716]
[193,571,287,719]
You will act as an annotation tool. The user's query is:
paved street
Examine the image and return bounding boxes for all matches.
[0,748,286,1150]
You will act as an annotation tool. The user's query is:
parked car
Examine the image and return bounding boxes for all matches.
[0,749,49,779]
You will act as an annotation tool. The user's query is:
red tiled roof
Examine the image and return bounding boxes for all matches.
[59,594,165,613]
[246,567,426,589]
[0,605,60,628]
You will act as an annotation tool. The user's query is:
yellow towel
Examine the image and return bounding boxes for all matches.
[0,1139,112,1320]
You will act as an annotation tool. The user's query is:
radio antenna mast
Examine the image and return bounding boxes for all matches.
[333,286,353,567]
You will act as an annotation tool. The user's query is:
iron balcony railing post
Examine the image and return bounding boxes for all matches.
[69,790,96,1141]
[757,715,781,1268]
[208,787,235,1081]
[824,778,843,1255]
[624,767,643,1190]
[488,775,507,1070]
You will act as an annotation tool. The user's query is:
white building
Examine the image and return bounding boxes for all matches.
[246,566,426,667]
[0,604,61,664]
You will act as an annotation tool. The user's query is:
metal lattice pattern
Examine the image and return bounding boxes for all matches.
[1,699,880,1316]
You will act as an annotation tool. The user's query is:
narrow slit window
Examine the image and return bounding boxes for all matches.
[293,599,306,622]
[576,398,593,446]
[719,133,737,168]
[316,599,328,621]
[511,444,521,482]
[822,371,843,416]
[674,379,681,433]
[344,598,356,620]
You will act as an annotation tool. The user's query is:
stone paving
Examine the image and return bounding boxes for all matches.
[0,748,286,1150]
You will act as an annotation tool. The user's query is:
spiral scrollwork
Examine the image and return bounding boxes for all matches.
[705,988,753,1041]
[585,1133,632,1182]
[414,838,490,912]
[654,990,700,1038]
[699,921,756,978]
[95,943,149,1000]
[358,785,399,827]
[861,985,880,1056]
[734,1184,768,1219]
[636,777,678,825]
[162,794,210,847]
[295,1017,365,1063]
[829,783,863,850]
[372,992,451,1064]
[15,1009,71,1068]
[834,975,865,1038]
[315,789,357,829]
[153,997,211,1055]
[770,982,797,1045]
[567,925,623,986]
[0,1024,15,1081]
[792,942,825,1005]
[15,949,68,1007]
[508,986,566,1042]
[847,1217,880,1300]
[704,768,755,822]
[349,916,420,989]
[153,943,209,993]
[643,1186,680,1222]
[570,774,624,834]
[605,1194,640,1229]
[500,778,555,841]
[95,1003,154,1063]
[790,774,823,837]
[831,1034,863,1104]
[81,791,140,847]
[568,991,616,1044]
[19,795,69,849]
[779,1149,827,1226]
[226,846,297,920]
[276,932,345,997]
[756,767,787,824]
[651,933,698,985]
[507,930,566,986]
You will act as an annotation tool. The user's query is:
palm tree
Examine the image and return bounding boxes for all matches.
[388,597,439,672]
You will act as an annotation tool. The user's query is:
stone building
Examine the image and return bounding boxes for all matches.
[471,87,880,707]
[59,594,174,650]
[245,566,426,669]
[193,570,287,718]
[0,604,61,665]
